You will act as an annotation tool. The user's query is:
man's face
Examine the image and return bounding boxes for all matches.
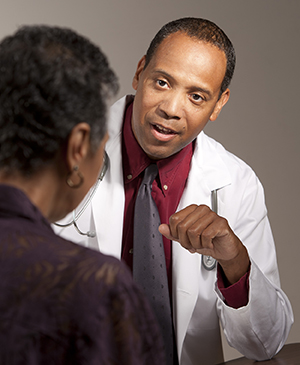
[131,32,230,160]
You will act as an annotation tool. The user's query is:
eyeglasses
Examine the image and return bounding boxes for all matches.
[54,151,109,237]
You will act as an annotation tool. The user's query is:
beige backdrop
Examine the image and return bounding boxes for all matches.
[0,0,299,361]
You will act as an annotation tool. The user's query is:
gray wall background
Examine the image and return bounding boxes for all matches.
[1,0,299,361]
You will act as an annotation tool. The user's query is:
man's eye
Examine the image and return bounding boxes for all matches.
[191,94,203,102]
[157,79,168,88]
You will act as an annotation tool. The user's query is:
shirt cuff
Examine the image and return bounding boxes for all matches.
[217,264,250,309]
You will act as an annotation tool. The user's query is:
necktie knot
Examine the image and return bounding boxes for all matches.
[142,164,158,187]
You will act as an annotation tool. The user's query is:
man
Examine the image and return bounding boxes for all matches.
[56,18,293,365]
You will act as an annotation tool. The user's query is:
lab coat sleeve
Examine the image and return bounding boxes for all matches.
[215,260,293,360]
[214,169,294,361]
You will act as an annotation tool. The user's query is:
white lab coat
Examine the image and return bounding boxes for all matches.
[56,95,293,365]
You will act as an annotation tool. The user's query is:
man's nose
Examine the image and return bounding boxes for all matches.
[158,91,184,120]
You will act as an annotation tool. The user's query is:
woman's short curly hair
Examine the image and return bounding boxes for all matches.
[0,25,119,175]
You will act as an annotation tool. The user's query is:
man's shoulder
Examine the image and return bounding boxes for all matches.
[193,132,259,192]
[109,95,133,124]
[107,95,133,142]
[197,132,256,174]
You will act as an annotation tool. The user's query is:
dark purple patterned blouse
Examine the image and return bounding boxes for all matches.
[0,184,165,364]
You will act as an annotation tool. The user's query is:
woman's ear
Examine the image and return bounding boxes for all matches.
[132,55,146,91]
[66,123,91,170]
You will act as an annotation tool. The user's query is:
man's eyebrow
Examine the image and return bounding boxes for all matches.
[190,85,212,98]
[152,69,175,81]
[151,69,213,98]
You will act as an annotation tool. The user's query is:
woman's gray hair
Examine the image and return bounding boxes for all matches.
[0,25,119,175]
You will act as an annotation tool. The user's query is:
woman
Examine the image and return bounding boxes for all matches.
[0,25,165,364]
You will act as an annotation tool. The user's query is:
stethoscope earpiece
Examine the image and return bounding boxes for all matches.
[87,231,96,238]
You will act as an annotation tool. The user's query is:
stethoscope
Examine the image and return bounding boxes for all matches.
[55,152,217,271]
[54,151,109,238]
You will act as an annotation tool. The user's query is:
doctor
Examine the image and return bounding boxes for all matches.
[57,17,293,364]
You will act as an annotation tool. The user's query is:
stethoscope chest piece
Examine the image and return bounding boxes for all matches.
[202,255,216,271]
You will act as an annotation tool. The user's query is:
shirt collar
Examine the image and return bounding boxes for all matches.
[122,102,193,196]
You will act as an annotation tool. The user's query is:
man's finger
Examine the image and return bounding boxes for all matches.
[159,223,176,241]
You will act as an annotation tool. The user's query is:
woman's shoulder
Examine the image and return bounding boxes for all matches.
[54,235,133,293]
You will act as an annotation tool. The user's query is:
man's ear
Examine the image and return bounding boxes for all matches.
[132,55,146,91]
[66,123,91,170]
[209,88,230,122]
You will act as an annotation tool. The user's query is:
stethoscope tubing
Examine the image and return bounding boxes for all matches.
[54,151,109,237]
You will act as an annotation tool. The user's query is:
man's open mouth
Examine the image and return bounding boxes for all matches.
[153,124,176,135]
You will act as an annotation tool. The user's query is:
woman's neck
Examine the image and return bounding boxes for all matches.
[0,168,70,223]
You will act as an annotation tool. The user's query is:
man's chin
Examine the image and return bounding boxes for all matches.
[143,146,177,161]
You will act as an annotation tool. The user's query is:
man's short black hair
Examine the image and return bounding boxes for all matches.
[144,17,236,95]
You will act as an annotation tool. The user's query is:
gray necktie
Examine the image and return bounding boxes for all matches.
[133,164,174,364]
